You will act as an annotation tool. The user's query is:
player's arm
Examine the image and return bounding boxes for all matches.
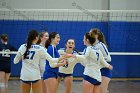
[40,47,66,68]
[75,47,90,59]
[74,47,90,64]
[76,57,86,66]
[100,43,111,62]
[100,51,113,70]
[56,59,68,67]
[58,48,66,55]
[13,45,24,64]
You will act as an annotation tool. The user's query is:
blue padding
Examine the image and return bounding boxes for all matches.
[0,20,140,78]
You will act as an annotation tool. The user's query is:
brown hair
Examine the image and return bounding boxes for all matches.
[89,28,108,48]
[85,32,96,45]
[37,31,48,44]
[98,31,108,48]
[45,32,58,48]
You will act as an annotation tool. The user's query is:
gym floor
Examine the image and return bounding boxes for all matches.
[7,79,140,93]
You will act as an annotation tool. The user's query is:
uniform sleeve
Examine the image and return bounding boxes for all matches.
[72,53,85,66]
[58,49,65,55]
[13,45,25,64]
[99,43,111,62]
[77,57,86,66]
[40,47,58,68]
[75,47,90,62]
[99,51,110,68]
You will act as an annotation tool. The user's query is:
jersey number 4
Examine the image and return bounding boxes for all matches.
[26,51,35,60]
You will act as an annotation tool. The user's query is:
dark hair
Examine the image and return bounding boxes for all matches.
[0,34,8,42]
[24,29,39,59]
[46,32,58,48]
[37,31,48,45]
[89,28,100,38]
[89,28,108,48]
[85,32,96,45]
[65,38,75,48]
[66,39,75,44]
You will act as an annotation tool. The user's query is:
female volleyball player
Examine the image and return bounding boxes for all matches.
[37,31,49,93]
[89,28,112,93]
[74,32,113,93]
[43,32,69,93]
[58,39,80,93]
[43,32,71,93]
[0,34,17,93]
[14,30,69,93]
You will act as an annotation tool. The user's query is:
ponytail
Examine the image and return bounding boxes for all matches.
[23,29,39,59]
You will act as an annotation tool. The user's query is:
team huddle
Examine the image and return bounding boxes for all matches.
[0,28,113,93]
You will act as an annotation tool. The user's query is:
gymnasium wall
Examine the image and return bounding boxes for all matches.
[0,0,108,9]
[1,0,140,10]
[0,20,140,78]
[0,0,140,78]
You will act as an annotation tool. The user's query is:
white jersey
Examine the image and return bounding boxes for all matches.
[94,41,111,69]
[14,44,59,81]
[58,49,79,74]
[39,48,47,77]
[76,46,110,82]
[95,41,111,62]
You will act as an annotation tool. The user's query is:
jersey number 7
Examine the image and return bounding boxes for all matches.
[96,52,99,61]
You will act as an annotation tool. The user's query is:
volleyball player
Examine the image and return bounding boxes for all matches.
[0,34,17,93]
[58,39,80,93]
[43,32,69,93]
[14,30,69,93]
[74,32,113,93]
[89,28,112,93]
[37,31,49,93]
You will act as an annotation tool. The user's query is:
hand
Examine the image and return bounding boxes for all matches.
[64,53,73,58]
[60,60,68,66]
[58,54,73,62]
[108,65,113,70]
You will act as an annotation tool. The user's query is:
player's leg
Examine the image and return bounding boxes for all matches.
[93,85,100,93]
[100,68,112,93]
[0,71,6,93]
[20,81,31,93]
[44,78,58,93]
[100,76,110,93]
[64,76,73,93]
[5,73,10,93]
[82,80,94,93]
[57,76,63,85]
[42,79,47,93]
[0,62,10,93]
[4,61,11,93]
[32,79,42,93]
